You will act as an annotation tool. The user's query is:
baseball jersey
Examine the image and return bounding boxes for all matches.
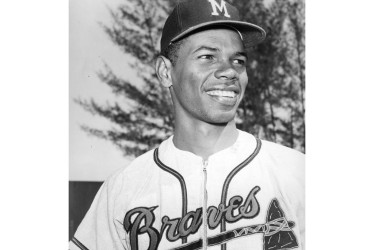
[70,130,304,250]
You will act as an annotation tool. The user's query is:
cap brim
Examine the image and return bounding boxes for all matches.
[170,20,266,47]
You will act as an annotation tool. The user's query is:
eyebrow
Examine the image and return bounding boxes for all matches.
[235,51,248,59]
[192,46,219,54]
[192,46,248,59]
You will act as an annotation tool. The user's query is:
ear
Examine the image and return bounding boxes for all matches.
[155,56,173,88]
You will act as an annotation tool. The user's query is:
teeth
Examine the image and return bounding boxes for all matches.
[206,90,236,98]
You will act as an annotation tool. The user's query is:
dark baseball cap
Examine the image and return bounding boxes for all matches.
[160,0,266,55]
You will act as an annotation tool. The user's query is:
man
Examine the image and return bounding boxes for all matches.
[70,0,304,249]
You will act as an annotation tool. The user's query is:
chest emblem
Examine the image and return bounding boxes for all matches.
[122,198,298,250]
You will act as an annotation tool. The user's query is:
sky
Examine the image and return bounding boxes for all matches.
[69,0,137,181]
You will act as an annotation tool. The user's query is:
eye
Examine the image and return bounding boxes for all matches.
[198,55,214,60]
[233,58,247,66]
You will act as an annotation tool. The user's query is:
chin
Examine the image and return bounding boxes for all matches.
[204,111,236,125]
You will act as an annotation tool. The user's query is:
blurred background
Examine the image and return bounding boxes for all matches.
[69,0,304,240]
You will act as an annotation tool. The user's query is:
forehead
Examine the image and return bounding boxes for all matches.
[180,28,245,54]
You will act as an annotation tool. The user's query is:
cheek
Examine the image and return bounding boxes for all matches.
[172,70,200,103]
[181,71,202,94]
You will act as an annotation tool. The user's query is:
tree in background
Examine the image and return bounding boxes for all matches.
[232,0,305,150]
[76,0,305,157]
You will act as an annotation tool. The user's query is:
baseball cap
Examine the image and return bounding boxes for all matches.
[160,0,266,55]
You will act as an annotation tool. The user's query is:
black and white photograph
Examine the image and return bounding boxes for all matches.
[69,0,305,249]
[4,0,374,249]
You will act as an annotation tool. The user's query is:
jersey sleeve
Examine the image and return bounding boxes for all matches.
[69,173,127,250]
[287,151,305,249]
[260,141,305,249]
[279,148,305,249]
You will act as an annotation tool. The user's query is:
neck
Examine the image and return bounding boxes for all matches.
[173,119,238,160]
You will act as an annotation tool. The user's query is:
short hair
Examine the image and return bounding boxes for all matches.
[163,39,185,66]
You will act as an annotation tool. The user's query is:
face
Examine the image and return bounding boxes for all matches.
[169,28,248,124]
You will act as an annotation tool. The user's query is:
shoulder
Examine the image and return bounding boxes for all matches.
[259,139,304,160]
[91,148,158,206]
[104,137,172,190]
[107,147,156,183]
[257,138,304,179]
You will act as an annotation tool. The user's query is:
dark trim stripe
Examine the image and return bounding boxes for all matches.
[220,138,262,250]
[154,148,188,244]
[71,237,89,250]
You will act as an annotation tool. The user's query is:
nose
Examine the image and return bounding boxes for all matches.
[214,61,239,80]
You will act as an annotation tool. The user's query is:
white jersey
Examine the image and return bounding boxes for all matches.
[70,130,304,250]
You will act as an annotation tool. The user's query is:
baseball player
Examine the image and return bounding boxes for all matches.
[70,0,305,249]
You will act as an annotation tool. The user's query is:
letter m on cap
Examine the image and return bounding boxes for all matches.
[207,0,231,18]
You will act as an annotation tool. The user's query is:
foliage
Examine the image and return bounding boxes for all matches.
[231,0,305,151]
[76,0,305,157]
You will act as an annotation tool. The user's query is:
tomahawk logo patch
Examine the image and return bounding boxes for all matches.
[263,199,298,249]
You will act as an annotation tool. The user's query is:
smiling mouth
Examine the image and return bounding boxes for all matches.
[206,90,237,98]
